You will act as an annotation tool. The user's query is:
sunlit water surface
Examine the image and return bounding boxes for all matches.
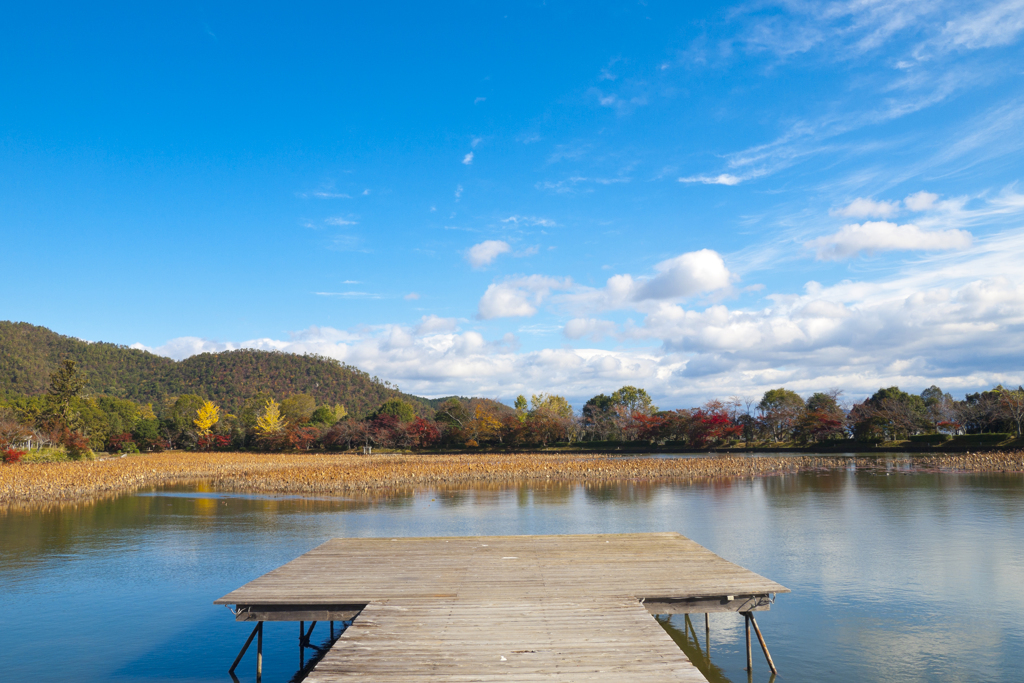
[2,467,1022,683]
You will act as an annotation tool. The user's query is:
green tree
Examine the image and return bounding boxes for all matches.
[529,393,573,419]
[280,393,316,423]
[758,388,805,442]
[514,395,528,422]
[310,406,338,426]
[435,398,470,427]
[610,385,656,415]
[239,392,274,428]
[170,395,206,434]
[377,398,415,422]
[582,394,617,440]
[46,359,86,428]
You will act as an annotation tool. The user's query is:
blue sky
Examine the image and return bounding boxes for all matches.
[3,1,1024,408]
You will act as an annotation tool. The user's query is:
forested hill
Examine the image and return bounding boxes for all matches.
[0,321,439,417]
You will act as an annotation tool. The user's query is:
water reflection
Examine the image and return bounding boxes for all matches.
[1,469,1022,682]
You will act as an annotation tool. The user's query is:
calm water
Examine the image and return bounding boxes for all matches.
[2,468,1023,682]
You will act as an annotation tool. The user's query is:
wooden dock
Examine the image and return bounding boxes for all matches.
[216,532,788,681]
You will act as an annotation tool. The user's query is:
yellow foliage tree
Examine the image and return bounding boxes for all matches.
[256,398,287,435]
[473,406,503,441]
[332,404,348,421]
[193,400,220,436]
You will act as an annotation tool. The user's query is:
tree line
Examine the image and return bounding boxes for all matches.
[2,359,1022,460]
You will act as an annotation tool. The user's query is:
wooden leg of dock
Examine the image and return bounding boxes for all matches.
[330,620,334,639]
[256,622,263,682]
[228,622,260,674]
[744,612,752,671]
[748,612,778,674]
[705,612,709,632]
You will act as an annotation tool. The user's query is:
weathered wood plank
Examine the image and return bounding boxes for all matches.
[217,533,789,681]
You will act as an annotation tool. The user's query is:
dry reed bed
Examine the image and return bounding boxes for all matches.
[2,450,1022,506]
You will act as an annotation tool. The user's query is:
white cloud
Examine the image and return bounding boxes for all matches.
[474,97,486,104]
[326,217,358,225]
[832,197,901,218]
[679,173,743,186]
[564,318,619,341]
[462,152,474,165]
[465,240,511,268]
[477,275,572,319]
[138,229,1024,406]
[935,0,1024,51]
[808,221,973,260]
[455,185,463,200]
[904,191,940,211]
[502,215,557,227]
[404,292,420,301]
[471,137,482,148]
[415,315,458,335]
[558,249,734,312]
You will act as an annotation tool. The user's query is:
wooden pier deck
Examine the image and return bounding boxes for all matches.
[216,532,788,681]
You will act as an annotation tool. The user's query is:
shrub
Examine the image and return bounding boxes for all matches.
[950,433,1012,445]
[196,434,232,451]
[107,432,137,453]
[2,447,27,464]
[62,430,94,460]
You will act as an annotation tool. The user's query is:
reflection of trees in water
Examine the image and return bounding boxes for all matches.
[518,482,574,506]
[0,486,379,566]
[582,480,658,505]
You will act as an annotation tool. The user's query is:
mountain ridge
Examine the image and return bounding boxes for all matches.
[0,320,455,417]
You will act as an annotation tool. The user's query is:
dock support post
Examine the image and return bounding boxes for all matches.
[256,622,263,682]
[705,613,709,633]
[330,621,334,639]
[748,613,778,674]
[228,622,260,675]
[743,612,752,671]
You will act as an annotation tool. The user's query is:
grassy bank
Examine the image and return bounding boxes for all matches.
[2,450,1023,507]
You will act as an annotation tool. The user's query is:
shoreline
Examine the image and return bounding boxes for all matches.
[2,450,1023,508]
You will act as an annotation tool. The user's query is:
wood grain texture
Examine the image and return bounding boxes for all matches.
[216,533,789,681]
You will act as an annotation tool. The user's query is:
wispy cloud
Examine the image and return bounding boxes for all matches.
[808,221,973,260]
[462,152,474,165]
[326,217,358,225]
[678,173,743,186]
[502,215,557,227]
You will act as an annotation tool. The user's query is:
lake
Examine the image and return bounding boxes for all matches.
[2,464,1022,682]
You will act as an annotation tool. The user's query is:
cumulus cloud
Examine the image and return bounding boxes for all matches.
[678,173,742,186]
[904,191,939,211]
[832,197,901,218]
[462,152,474,165]
[465,240,511,268]
[559,249,734,312]
[477,275,572,319]
[564,318,618,341]
[136,219,1024,408]
[808,221,974,260]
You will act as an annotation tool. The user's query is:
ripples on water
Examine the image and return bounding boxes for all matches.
[1,467,1023,682]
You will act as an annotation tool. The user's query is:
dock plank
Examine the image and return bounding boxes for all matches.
[217,533,788,681]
